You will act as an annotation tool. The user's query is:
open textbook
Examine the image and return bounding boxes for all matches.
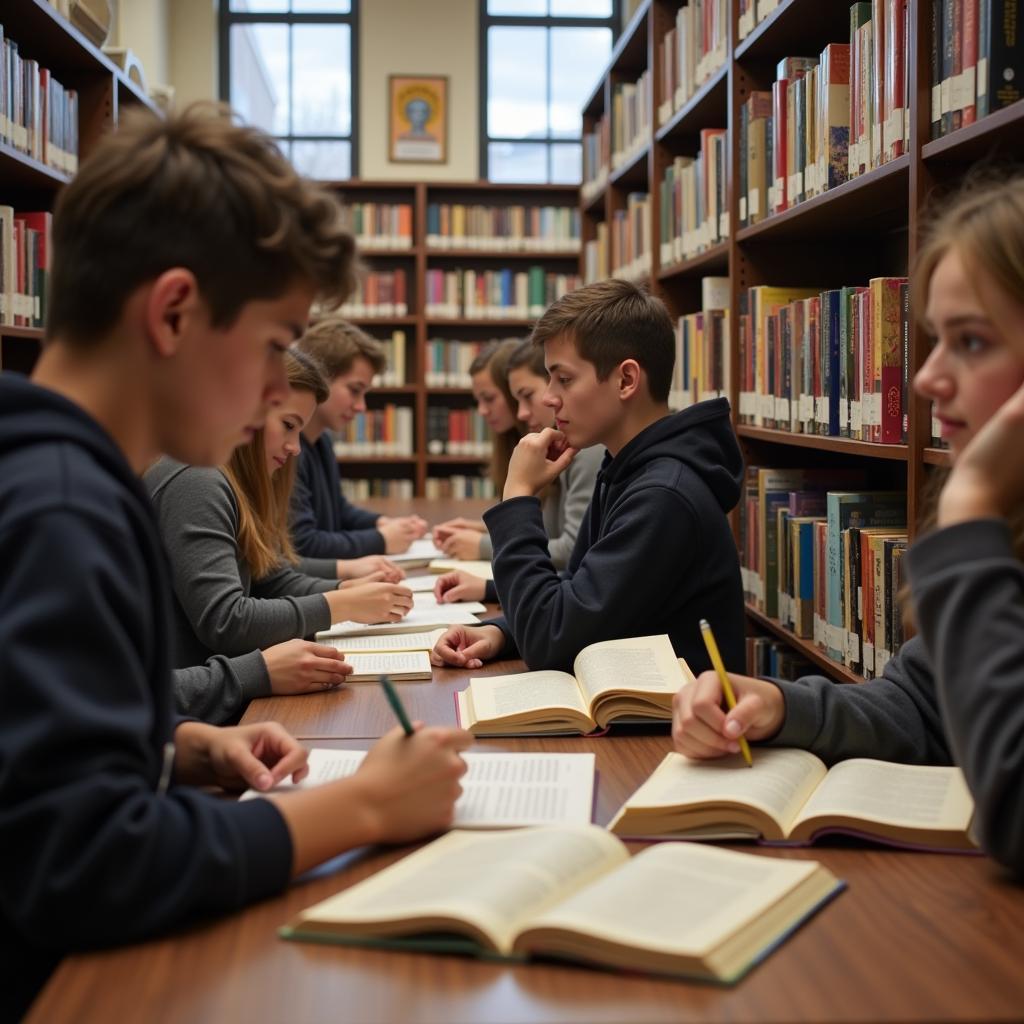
[608,748,977,851]
[389,539,446,566]
[281,825,843,984]
[320,629,445,654]
[243,749,595,827]
[456,634,694,735]
[340,651,433,681]
[317,602,483,639]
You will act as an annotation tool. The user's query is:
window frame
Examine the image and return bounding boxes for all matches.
[218,2,359,180]
[479,1,619,183]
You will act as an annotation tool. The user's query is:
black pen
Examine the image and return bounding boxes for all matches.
[378,674,415,736]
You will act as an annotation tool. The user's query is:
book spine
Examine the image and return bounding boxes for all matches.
[961,0,979,124]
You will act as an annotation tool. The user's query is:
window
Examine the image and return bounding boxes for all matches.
[219,0,357,180]
[481,0,617,183]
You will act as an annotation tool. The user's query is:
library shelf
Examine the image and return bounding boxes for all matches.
[0,326,45,341]
[0,142,71,189]
[426,387,474,396]
[736,154,911,244]
[745,604,863,685]
[582,183,608,215]
[733,0,855,64]
[736,426,910,461]
[609,0,650,76]
[426,318,535,329]
[368,386,418,396]
[922,447,952,467]
[344,316,418,327]
[609,142,650,188]
[426,455,490,465]
[356,247,417,258]
[425,249,581,260]
[657,240,729,282]
[655,64,728,145]
[921,99,1024,164]
[334,455,417,465]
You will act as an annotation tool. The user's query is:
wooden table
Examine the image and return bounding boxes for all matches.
[27,499,1024,1022]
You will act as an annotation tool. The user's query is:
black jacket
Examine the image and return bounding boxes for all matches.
[483,400,746,674]
[290,433,385,558]
[0,375,292,1021]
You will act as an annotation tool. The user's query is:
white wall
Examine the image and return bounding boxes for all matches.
[359,0,479,181]
[167,0,219,111]
[111,0,169,88]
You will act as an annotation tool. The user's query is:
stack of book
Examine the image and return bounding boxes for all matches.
[338,270,408,318]
[331,404,415,457]
[424,267,580,320]
[736,278,910,445]
[668,276,731,411]
[657,0,729,127]
[611,70,652,170]
[340,478,415,501]
[425,204,580,251]
[740,468,908,677]
[582,112,610,203]
[370,329,408,387]
[609,192,651,281]
[425,475,496,499]
[931,0,1022,138]
[0,208,49,328]
[659,130,728,267]
[0,27,79,174]
[339,202,413,250]
[425,407,491,457]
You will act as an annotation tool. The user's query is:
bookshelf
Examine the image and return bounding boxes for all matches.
[0,0,160,375]
[580,0,1024,683]
[326,180,582,498]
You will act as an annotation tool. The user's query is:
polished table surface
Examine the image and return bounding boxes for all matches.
[27,499,1024,1023]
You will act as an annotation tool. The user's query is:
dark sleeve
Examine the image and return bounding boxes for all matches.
[0,511,292,957]
[484,579,498,605]
[483,489,700,671]
[908,519,1024,874]
[546,445,601,569]
[765,635,953,766]
[297,555,339,579]
[289,446,384,558]
[159,470,332,656]
[336,485,381,531]
[172,649,270,725]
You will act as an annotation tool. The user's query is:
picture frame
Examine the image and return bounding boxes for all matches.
[388,74,448,164]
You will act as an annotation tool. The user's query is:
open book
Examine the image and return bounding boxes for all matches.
[341,651,432,681]
[317,603,483,639]
[320,629,445,655]
[428,558,494,580]
[390,539,446,567]
[608,748,977,851]
[244,750,595,827]
[281,825,843,984]
[456,634,694,735]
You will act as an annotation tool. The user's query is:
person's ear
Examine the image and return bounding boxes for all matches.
[144,268,203,358]
[617,358,643,401]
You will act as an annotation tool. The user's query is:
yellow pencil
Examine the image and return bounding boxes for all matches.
[699,618,753,767]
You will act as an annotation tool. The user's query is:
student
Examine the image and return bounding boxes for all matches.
[147,348,415,723]
[291,317,427,558]
[432,337,524,560]
[0,105,470,1021]
[435,337,604,603]
[430,279,746,674]
[670,176,1024,875]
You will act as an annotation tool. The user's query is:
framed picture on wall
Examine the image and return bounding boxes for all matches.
[388,74,448,163]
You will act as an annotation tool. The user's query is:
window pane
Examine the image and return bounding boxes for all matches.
[551,142,582,183]
[292,24,351,135]
[550,0,613,14]
[487,0,547,13]
[488,27,548,139]
[230,0,287,11]
[550,27,611,138]
[292,140,351,180]
[231,23,290,135]
[489,142,547,183]
[292,0,351,10]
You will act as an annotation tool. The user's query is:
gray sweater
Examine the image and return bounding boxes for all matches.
[768,518,1023,874]
[145,459,336,723]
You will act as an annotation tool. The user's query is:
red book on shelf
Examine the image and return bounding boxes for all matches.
[885,0,907,159]
[961,0,978,125]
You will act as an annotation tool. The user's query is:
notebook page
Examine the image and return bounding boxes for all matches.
[343,651,432,678]
[320,629,444,653]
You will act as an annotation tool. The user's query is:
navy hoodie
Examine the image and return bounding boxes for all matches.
[290,433,386,558]
[0,375,292,1021]
[483,399,746,674]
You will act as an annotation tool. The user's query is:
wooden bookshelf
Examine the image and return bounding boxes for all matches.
[328,180,581,497]
[580,0,1019,684]
[0,0,159,374]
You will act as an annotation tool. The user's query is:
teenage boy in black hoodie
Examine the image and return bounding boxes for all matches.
[0,105,469,1022]
[430,278,745,675]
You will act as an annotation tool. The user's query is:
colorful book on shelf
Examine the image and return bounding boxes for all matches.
[456,635,694,736]
[281,824,844,985]
[608,748,978,852]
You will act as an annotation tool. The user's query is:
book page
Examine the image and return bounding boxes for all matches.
[343,651,432,679]
[413,592,487,614]
[404,575,439,592]
[320,629,444,653]
[465,671,591,723]
[521,842,822,958]
[243,750,595,828]
[292,825,628,953]
[572,634,685,708]
[317,603,482,638]
[615,749,828,835]
[792,759,975,833]
[429,559,494,580]
[390,539,446,563]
